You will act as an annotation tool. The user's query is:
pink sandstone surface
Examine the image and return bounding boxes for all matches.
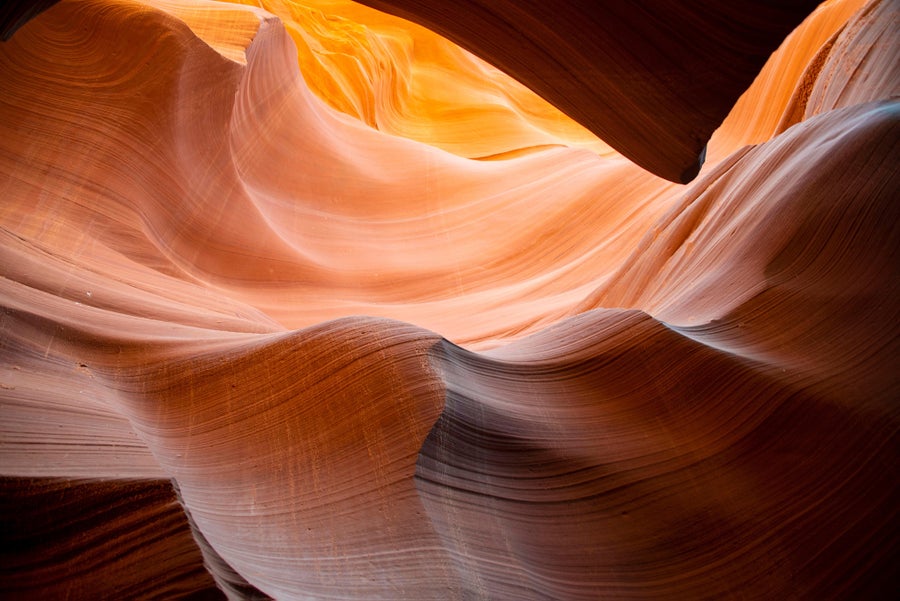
[0,0,897,598]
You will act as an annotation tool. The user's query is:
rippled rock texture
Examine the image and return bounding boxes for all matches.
[1,0,897,599]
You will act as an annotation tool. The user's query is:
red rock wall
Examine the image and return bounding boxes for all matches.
[354,0,822,182]
[1,0,897,598]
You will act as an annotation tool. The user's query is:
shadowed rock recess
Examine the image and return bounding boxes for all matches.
[0,0,897,599]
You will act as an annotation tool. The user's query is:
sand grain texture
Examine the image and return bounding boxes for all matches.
[1,0,898,598]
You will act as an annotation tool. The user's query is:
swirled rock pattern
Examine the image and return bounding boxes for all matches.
[353,0,823,182]
[0,0,897,599]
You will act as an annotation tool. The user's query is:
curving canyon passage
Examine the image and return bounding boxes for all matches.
[1,0,898,599]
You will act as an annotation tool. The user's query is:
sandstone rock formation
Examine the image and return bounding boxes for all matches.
[1,0,897,599]
[353,0,823,182]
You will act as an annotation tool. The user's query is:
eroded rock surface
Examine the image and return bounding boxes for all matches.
[1,0,897,598]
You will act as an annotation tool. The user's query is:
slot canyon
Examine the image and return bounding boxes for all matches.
[1,0,897,598]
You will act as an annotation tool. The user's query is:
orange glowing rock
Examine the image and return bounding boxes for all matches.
[0,0,897,598]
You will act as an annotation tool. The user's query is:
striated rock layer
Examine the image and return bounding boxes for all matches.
[1,0,898,599]
[353,0,824,182]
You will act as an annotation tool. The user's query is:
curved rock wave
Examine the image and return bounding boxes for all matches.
[353,0,824,182]
[1,0,898,598]
[0,477,219,598]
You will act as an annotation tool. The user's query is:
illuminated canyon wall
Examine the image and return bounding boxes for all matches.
[1,0,897,598]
